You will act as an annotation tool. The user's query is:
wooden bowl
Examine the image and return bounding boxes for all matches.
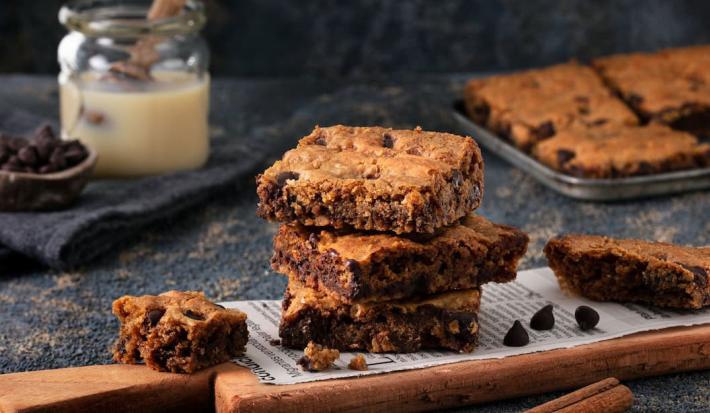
[0,148,97,211]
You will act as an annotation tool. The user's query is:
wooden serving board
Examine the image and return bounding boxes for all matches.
[2,324,709,413]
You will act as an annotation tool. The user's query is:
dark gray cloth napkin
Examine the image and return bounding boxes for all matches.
[0,108,267,270]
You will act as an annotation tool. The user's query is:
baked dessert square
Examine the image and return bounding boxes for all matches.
[545,235,710,309]
[593,45,710,136]
[256,125,484,234]
[112,291,248,373]
[464,61,638,151]
[533,123,710,178]
[279,281,481,353]
[272,214,528,303]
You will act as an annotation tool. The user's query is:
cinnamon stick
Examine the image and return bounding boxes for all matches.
[524,378,633,413]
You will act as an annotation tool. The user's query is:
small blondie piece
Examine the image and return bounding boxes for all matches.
[464,62,638,151]
[297,341,340,371]
[279,281,481,353]
[545,235,710,309]
[533,123,710,178]
[593,46,710,135]
[272,214,528,303]
[112,291,248,373]
[256,125,484,234]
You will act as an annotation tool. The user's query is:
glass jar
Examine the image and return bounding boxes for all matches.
[58,0,210,177]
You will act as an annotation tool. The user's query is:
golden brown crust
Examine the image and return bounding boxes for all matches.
[464,62,638,151]
[256,125,484,234]
[533,123,710,178]
[298,341,340,372]
[545,235,710,309]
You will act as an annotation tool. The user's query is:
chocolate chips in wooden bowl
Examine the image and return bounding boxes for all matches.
[0,125,97,211]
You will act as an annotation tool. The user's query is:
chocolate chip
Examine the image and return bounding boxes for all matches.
[677,263,708,287]
[297,356,313,371]
[588,119,608,126]
[534,121,555,140]
[147,309,165,326]
[35,138,56,161]
[184,309,205,321]
[556,149,576,165]
[49,148,67,170]
[627,93,644,107]
[578,106,590,115]
[275,171,299,187]
[530,304,554,330]
[575,306,599,330]
[344,259,361,277]
[18,146,38,166]
[39,165,57,174]
[450,169,463,188]
[308,232,320,249]
[314,134,327,146]
[503,320,529,347]
[382,133,394,148]
[269,339,281,346]
[33,125,56,141]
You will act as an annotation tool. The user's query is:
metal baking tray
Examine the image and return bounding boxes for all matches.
[452,102,710,201]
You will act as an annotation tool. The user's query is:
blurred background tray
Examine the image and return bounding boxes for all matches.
[453,102,710,201]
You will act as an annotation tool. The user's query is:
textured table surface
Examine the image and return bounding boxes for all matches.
[0,75,708,412]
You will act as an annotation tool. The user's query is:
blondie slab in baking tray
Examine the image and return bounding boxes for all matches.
[452,103,710,201]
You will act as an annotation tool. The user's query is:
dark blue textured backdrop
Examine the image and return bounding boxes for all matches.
[1,0,710,77]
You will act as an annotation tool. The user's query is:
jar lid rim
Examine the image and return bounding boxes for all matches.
[59,0,206,36]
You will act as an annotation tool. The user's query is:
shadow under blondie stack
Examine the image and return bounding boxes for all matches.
[256,125,529,353]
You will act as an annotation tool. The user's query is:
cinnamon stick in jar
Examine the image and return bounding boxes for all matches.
[524,377,633,413]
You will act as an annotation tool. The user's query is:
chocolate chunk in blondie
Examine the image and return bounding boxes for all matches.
[545,235,710,309]
[272,214,528,303]
[464,62,638,151]
[256,125,484,234]
[593,45,710,136]
[279,281,481,353]
[112,291,248,373]
[533,123,710,178]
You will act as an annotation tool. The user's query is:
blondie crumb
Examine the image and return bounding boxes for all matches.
[348,354,368,371]
[297,341,340,372]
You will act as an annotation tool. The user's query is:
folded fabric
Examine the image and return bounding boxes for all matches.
[0,107,267,270]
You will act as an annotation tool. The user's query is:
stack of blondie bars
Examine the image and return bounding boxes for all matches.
[256,125,528,353]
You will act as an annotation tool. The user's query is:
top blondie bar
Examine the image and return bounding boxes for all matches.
[464,62,639,151]
[593,45,710,135]
[256,125,484,234]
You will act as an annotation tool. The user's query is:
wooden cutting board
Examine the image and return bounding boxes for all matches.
[2,324,709,413]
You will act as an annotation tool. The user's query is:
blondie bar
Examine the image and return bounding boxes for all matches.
[256,125,484,234]
[279,281,481,353]
[593,45,710,135]
[464,62,638,151]
[272,214,528,303]
[545,235,710,309]
[533,123,710,178]
[112,291,248,373]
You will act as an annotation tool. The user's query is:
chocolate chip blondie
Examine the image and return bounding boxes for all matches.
[593,45,710,136]
[464,62,638,151]
[256,125,484,234]
[545,235,710,309]
[112,291,248,373]
[272,214,528,303]
[533,123,710,178]
[279,281,480,353]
